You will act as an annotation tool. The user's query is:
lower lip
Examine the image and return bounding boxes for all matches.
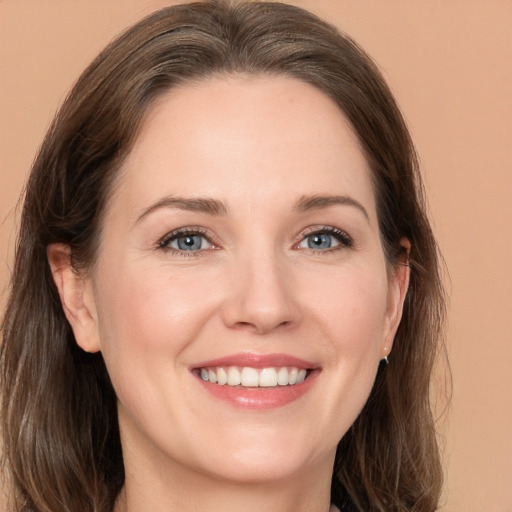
[195,370,319,410]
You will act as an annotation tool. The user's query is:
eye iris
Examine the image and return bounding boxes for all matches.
[177,235,202,250]
[308,233,332,249]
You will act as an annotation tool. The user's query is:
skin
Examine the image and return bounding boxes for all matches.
[49,75,410,512]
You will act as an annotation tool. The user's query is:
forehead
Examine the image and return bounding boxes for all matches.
[110,74,376,224]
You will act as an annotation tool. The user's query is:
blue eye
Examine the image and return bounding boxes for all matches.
[171,234,208,251]
[159,230,213,253]
[305,233,334,249]
[298,228,352,251]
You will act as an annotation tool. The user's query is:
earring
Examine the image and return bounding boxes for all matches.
[382,355,389,365]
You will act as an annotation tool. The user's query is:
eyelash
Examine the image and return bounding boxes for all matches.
[157,227,215,257]
[156,225,353,256]
[297,226,353,252]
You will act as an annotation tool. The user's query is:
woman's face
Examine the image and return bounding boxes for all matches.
[70,76,408,485]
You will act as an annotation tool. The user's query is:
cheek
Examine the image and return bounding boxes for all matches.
[283,264,390,445]
[310,265,389,353]
[96,259,211,333]
[92,263,218,390]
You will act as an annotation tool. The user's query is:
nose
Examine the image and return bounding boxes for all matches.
[220,252,300,336]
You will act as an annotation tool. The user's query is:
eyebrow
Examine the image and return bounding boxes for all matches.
[135,196,228,224]
[135,193,369,225]
[293,194,370,221]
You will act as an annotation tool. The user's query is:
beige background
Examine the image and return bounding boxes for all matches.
[1,1,511,510]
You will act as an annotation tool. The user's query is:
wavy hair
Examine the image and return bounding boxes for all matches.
[1,2,446,510]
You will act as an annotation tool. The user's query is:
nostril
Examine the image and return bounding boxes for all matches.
[228,317,294,336]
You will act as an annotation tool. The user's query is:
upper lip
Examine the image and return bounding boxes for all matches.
[192,352,317,370]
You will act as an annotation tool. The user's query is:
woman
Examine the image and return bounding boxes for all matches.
[0,1,446,511]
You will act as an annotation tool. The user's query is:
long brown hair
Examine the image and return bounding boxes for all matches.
[1,2,446,510]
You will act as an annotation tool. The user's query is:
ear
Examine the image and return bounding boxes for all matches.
[47,244,101,353]
[381,238,411,359]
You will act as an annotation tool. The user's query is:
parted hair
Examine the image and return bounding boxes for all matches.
[0,1,446,511]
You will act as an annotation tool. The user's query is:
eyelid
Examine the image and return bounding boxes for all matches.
[294,225,353,250]
[156,226,219,253]
[155,224,353,255]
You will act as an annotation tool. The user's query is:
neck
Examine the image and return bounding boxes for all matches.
[115,447,334,512]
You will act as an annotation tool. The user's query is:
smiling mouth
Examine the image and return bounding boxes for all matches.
[196,366,310,388]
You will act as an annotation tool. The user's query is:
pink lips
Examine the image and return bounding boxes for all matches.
[192,352,319,410]
[193,352,316,370]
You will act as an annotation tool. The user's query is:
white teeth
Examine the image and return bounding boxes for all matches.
[259,367,278,387]
[277,367,289,386]
[199,366,309,387]
[217,367,227,385]
[241,367,259,387]
[227,366,241,386]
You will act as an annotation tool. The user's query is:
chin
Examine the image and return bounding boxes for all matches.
[185,423,336,485]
